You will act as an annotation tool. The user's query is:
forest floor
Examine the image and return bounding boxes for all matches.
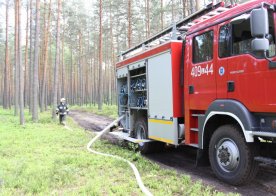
[0,108,231,196]
[70,109,276,196]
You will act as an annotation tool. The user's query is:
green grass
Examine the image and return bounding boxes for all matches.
[71,104,118,119]
[0,108,235,195]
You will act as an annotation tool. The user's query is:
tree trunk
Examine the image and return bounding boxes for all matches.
[70,44,73,104]
[196,0,200,11]
[32,0,40,122]
[98,0,103,110]
[78,32,82,105]
[41,0,51,112]
[61,29,65,98]
[190,0,195,14]
[52,0,62,119]
[145,0,150,38]
[18,0,25,125]
[3,0,9,109]
[160,0,163,30]
[109,1,116,105]
[47,35,52,109]
[171,0,174,22]
[182,0,186,17]
[14,0,19,116]
[127,0,132,48]
[29,0,33,113]
[24,0,29,107]
[93,40,97,106]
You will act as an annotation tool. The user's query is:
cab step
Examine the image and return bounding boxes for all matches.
[255,156,276,167]
[191,114,205,117]
[189,143,199,148]
[109,131,153,144]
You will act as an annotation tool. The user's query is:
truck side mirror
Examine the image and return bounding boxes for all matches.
[250,7,269,51]
[251,38,269,51]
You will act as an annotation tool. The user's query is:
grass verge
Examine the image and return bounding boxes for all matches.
[0,109,234,195]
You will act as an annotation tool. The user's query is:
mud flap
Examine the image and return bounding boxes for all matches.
[196,149,209,167]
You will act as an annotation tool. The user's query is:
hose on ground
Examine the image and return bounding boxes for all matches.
[86,115,153,196]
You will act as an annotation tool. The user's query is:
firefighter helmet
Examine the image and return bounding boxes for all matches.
[60,98,66,102]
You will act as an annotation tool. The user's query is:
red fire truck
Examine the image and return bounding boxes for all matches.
[113,0,276,185]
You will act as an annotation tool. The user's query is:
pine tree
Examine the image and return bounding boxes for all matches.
[32,0,40,122]
[52,0,62,119]
[98,0,103,110]
[18,0,25,125]
[3,0,10,109]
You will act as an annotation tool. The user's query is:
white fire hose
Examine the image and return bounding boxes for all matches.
[86,115,153,196]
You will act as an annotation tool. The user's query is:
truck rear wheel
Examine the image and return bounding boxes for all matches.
[209,125,259,185]
[135,119,164,154]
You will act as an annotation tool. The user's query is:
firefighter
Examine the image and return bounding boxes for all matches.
[56,98,69,125]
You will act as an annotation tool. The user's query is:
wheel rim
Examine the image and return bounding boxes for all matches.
[215,138,240,173]
[136,124,146,147]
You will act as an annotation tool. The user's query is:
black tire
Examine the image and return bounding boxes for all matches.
[134,118,164,154]
[209,124,259,185]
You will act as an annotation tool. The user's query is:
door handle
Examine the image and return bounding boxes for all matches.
[189,85,194,94]
[227,81,235,92]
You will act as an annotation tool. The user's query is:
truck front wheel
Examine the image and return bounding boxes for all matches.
[209,125,259,185]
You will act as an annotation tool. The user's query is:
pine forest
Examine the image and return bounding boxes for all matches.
[0,0,248,124]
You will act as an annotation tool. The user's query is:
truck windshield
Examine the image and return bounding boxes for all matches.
[233,10,275,57]
[219,10,276,58]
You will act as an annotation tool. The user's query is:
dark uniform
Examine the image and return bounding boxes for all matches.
[56,103,69,125]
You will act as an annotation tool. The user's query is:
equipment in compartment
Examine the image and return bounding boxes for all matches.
[129,67,147,109]
[119,94,128,106]
[120,84,127,94]
[118,77,129,131]
[119,83,128,106]
[129,92,148,108]
[118,77,128,107]
[136,95,147,108]
[131,78,147,91]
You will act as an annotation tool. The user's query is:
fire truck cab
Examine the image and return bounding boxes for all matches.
[114,0,276,185]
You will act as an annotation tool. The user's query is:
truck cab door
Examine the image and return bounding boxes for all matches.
[216,22,231,99]
[185,27,217,145]
[226,10,276,112]
[187,27,217,110]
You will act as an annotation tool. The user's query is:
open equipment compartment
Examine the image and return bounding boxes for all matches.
[116,41,183,145]
[117,67,130,131]
[129,66,147,109]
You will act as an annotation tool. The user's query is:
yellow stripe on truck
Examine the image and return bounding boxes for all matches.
[148,119,173,125]
[148,136,173,144]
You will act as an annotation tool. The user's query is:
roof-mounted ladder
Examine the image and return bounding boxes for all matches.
[120,1,230,60]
